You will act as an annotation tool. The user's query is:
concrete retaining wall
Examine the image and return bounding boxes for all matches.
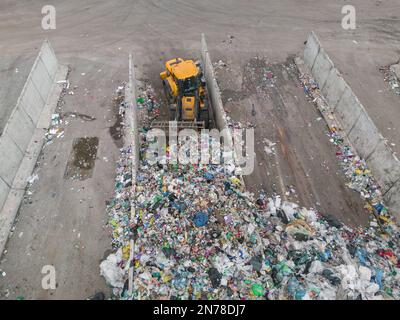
[334,85,363,134]
[201,34,250,181]
[304,32,400,216]
[201,34,235,158]
[321,68,347,108]
[311,48,334,90]
[384,181,400,214]
[0,40,58,212]
[126,54,139,180]
[303,31,321,71]
[366,140,400,188]
[347,108,381,159]
[125,54,140,295]
[201,34,231,136]
[0,179,9,212]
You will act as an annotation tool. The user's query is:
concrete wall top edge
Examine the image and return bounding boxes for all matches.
[308,31,321,47]
[0,40,57,141]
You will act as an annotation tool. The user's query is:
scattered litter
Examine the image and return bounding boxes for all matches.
[44,78,69,145]
[57,79,70,90]
[380,63,400,96]
[27,174,39,185]
[213,60,227,71]
[263,138,277,156]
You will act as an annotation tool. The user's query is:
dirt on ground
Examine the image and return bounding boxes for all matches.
[216,56,368,228]
[64,137,99,180]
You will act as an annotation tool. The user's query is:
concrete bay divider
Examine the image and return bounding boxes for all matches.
[334,85,363,134]
[126,54,139,176]
[201,34,246,177]
[385,181,400,213]
[0,40,58,213]
[201,34,250,183]
[321,67,347,109]
[201,34,232,142]
[125,53,139,296]
[304,32,400,216]
[303,31,321,71]
[311,47,334,90]
[0,179,9,215]
[0,40,67,256]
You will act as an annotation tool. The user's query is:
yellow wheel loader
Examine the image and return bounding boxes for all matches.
[159,58,209,129]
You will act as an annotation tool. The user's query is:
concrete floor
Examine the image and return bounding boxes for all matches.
[0,0,399,299]
[0,54,35,135]
[215,56,367,228]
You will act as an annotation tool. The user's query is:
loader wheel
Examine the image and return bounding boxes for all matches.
[163,80,172,103]
[200,109,210,129]
[169,108,176,121]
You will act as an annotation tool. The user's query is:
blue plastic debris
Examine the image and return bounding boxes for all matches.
[356,248,367,266]
[287,277,306,300]
[193,211,208,227]
[373,268,384,290]
[204,172,215,181]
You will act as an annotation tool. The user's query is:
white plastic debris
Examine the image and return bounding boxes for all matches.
[100,250,126,288]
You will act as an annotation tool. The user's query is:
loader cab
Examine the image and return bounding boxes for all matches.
[161,58,199,96]
[178,76,198,95]
[167,58,198,82]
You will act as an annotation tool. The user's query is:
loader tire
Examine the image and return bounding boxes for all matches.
[200,109,210,129]
[169,108,176,121]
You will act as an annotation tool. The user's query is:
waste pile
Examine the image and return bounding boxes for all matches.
[101,82,399,300]
[104,150,400,300]
[136,83,161,124]
[299,72,394,228]
[380,64,400,96]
